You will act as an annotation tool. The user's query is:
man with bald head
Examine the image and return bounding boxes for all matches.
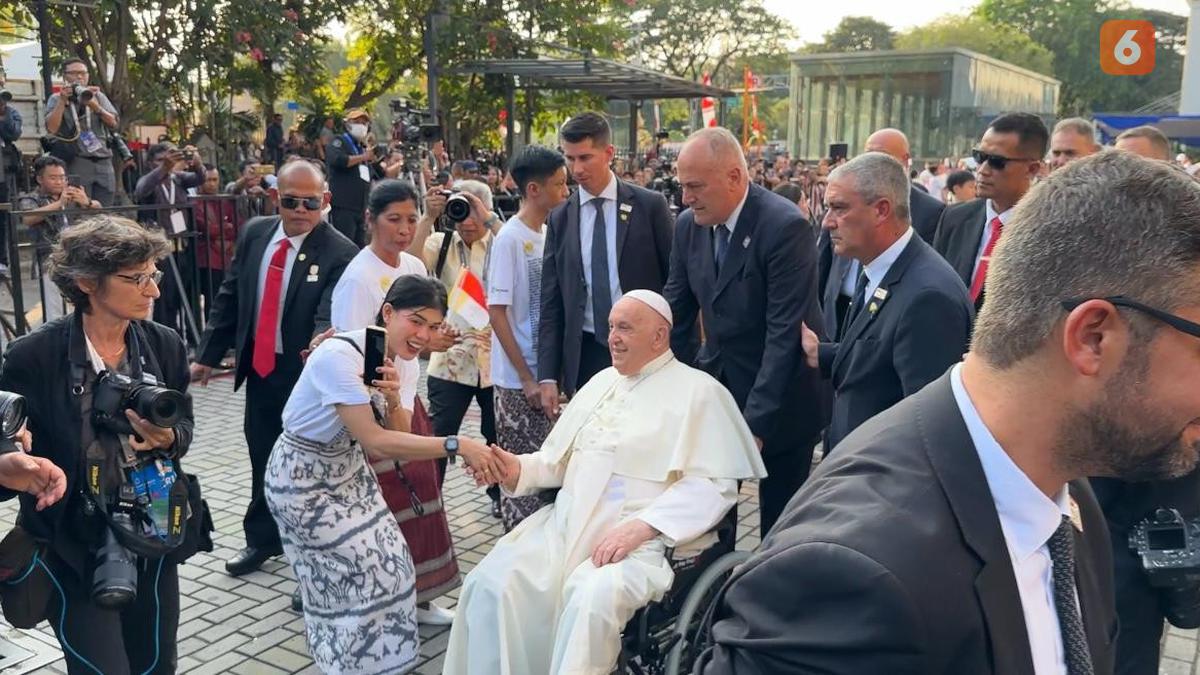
[194,158,358,575]
[446,291,765,675]
[863,128,945,242]
[664,126,824,536]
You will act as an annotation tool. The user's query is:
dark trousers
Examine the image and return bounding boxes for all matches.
[330,207,365,248]
[427,376,498,500]
[576,332,612,393]
[243,360,300,550]
[45,552,179,675]
[1111,527,1165,675]
[759,437,817,537]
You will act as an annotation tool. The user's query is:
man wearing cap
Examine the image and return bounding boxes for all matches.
[325,108,380,246]
[445,291,766,675]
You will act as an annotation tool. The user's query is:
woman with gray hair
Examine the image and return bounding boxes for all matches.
[0,214,202,674]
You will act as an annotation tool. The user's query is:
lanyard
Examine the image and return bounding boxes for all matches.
[342,133,362,155]
[455,234,492,289]
[161,180,175,206]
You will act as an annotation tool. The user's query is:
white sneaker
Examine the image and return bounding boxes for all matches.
[416,602,455,626]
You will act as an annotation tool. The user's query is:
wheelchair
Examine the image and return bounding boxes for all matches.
[614,537,749,675]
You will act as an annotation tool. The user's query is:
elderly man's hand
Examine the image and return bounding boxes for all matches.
[0,452,66,511]
[800,322,819,369]
[591,519,658,567]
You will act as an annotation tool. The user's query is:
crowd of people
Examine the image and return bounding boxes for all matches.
[0,54,1198,674]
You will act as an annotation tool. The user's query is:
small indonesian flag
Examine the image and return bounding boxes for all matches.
[448,268,489,330]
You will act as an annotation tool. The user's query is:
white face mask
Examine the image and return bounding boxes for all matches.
[348,123,368,141]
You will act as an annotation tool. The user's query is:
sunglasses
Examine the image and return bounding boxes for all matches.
[1061,295,1200,340]
[972,149,1038,171]
[113,270,164,290]
[279,195,322,211]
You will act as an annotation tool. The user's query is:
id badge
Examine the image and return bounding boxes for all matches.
[79,129,104,154]
[129,460,177,539]
[359,164,371,183]
[169,210,187,235]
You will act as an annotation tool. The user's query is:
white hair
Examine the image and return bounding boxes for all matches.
[452,179,494,210]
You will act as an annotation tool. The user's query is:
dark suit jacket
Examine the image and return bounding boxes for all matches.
[932,198,989,301]
[197,216,357,389]
[696,374,1118,674]
[325,133,381,214]
[909,184,945,244]
[817,233,972,449]
[537,179,673,395]
[664,183,824,449]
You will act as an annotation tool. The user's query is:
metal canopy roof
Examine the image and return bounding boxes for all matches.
[453,58,733,100]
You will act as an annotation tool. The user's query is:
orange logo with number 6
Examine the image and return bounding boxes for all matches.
[1101,20,1155,75]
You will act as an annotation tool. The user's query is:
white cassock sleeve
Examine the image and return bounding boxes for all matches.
[635,477,737,546]
[509,451,568,497]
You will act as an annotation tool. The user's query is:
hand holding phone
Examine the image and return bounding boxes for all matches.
[363,326,387,388]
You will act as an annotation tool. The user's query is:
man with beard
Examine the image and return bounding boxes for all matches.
[698,151,1200,674]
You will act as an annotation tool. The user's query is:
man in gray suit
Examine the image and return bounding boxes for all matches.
[699,151,1200,674]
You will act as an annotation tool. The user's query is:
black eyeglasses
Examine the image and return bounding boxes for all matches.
[113,270,164,290]
[1061,295,1200,340]
[972,148,1039,171]
[279,195,322,211]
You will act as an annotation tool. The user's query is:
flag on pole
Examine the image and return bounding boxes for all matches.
[701,73,717,128]
[448,268,490,330]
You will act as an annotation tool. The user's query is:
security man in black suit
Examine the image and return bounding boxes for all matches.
[820,128,947,335]
[803,152,972,451]
[537,112,673,415]
[933,113,1047,311]
[192,160,357,576]
[699,151,1200,674]
[663,126,823,536]
[325,108,380,247]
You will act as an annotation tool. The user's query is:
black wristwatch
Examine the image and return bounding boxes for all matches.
[444,435,459,464]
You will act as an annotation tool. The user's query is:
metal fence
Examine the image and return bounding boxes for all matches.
[0,194,273,353]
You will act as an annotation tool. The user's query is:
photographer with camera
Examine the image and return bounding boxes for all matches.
[44,59,120,207]
[408,180,504,513]
[326,108,381,247]
[0,215,200,674]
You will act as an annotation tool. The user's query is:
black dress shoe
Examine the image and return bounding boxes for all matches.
[291,588,303,612]
[225,545,282,577]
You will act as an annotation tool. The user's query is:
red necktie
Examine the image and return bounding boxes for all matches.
[252,238,291,378]
[969,216,1003,303]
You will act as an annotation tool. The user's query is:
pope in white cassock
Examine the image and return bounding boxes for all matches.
[443,289,767,675]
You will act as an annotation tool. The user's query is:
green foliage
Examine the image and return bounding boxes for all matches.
[806,16,895,53]
[895,13,1055,75]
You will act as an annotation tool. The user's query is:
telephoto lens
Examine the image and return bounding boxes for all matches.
[0,391,27,454]
[91,514,138,609]
[444,193,472,222]
[127,384,185,429]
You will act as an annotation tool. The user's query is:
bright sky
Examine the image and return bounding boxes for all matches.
[764,0,1194,47]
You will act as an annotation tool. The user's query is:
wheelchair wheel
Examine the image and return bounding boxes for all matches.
[663,549,750,675]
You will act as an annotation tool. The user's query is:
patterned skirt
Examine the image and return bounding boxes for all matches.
[266,429,419,675]
[494,386,556,531]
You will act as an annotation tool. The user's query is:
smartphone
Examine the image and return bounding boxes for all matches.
[253,163,275,176]
[363,325,387,388]
[67,174,81,188]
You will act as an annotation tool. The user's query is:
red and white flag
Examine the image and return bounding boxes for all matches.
[701,73,717,128]
[448,268,489,330]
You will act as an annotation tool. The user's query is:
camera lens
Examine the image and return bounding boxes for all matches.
[445,194,471,222]
[0,391,26,441]
[130,386,185,429]
[92,518,138,609]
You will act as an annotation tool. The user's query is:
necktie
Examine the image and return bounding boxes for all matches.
[969,216,1004,303]
[1048,516,1094,675]
[252,238,291,378]
[714,223,731,274]
[590,199,612,345]
[840,266,870,338]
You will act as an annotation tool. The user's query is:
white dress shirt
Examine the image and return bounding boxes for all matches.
[971,200,1015,281]
[255,223,311,354]
[711,186,750,265]
[950,363,1075,675]
[860,226,913,302]
[579,172,621,334]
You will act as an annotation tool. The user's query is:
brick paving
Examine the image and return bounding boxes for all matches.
[0,367,1190,674]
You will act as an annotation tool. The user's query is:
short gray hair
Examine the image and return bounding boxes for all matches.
[828,152,911,223]
[452,179,494,210]
[683,127,748,173]
[1116,125,1172,160]
[1053,117,1098,143]
[974,151,1200,368]
[49,215,172,311]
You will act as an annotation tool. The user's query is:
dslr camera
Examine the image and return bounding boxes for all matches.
[437,189,472,224]
[1130,508,1200,628]
[91,371,185,438]
[0,391,26,454]
[66,83,94,104]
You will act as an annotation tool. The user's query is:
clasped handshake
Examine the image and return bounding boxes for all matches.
[457,442,521,493]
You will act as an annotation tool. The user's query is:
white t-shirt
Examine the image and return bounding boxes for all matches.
[487,216,544,389]
[281,329,419,443]
[330,246,425,408]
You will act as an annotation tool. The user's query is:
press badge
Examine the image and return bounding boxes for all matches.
[79,129,104,154]
[359,164,371,183]
[169,210,187,235]
[129,460,178,539]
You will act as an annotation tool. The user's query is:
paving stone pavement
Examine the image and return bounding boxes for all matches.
[0,367,1190,674]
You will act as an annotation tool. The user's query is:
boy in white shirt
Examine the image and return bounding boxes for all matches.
[487,145,569,531]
